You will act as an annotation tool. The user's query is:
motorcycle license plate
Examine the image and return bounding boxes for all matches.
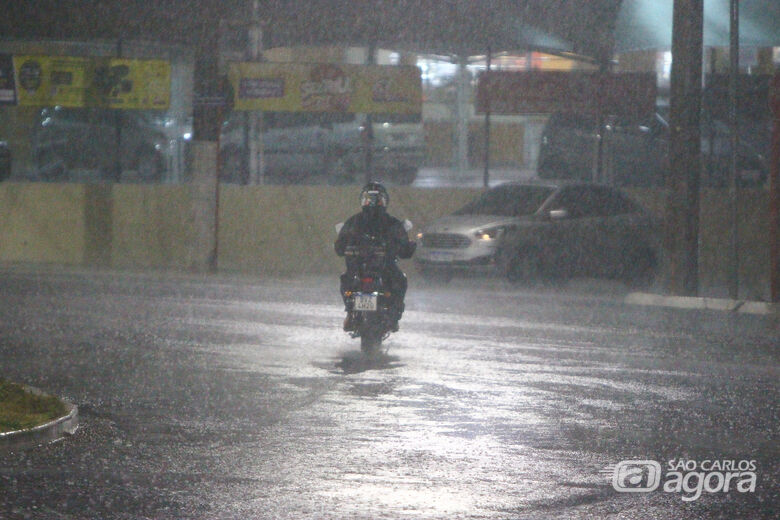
[354,293,378,311]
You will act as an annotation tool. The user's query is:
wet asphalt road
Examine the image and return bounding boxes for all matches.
[0,266,777,519]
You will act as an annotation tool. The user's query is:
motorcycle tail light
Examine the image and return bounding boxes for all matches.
[361,277,374,292]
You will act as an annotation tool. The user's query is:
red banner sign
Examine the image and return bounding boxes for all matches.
[476,71,657,119]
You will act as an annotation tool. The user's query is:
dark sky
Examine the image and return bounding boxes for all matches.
[1,1,246,44]
[4,2,778,60]
[1,1,622,59]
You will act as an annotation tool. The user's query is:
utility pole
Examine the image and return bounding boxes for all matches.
[665,0,703,296]
[191,15,224,272]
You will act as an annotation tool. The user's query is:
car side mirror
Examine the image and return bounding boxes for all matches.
[549,209,568,220]
[335,222,344,233]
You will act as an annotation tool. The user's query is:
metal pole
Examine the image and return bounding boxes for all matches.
[483,49,491,188]
[364,43,376,184]
[770,73,780,303]
[248,0,264,185]
[114,38,123,183]
[728,0,740,299]
[456,56,470,176]
[595,61,607,184]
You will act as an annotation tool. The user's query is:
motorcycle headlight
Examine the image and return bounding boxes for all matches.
[475,227,504,241]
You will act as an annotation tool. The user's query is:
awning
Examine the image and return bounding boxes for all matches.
[615,0,780,52]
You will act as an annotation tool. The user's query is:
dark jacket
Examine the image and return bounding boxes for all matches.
[335,209,416,264]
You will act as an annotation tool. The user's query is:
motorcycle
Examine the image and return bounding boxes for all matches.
[336,222,413,354]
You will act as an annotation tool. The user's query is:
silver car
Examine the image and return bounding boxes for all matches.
[415,183,558,279]
[415,182,659,283]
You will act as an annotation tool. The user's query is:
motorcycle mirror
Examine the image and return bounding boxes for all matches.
[403,219,413,232]
[335,222,344,233]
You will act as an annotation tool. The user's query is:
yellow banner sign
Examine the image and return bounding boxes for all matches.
[228,62,422,114]
[14,55,90,107]
[93,58,171,109]
[13,55,170,109]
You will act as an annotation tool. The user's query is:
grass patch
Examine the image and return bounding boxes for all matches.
[0,379,68,433]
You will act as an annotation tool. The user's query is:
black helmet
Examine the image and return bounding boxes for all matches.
[360,182,389,209]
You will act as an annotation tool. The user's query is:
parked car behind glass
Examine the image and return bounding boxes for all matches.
[32,106,170,182]
[538,76,772,188]
[415,182,659,284]
[537,111,669,187]
[218,111,423,185]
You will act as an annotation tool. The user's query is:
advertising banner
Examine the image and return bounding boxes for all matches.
[11,55,170,109]
[0,54,17,105]
[94,58,171,109]
[228,62,422,114]
[13,55,91,107]
[476,71,657,119]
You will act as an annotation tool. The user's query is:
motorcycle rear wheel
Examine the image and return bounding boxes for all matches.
[360,325,383,354]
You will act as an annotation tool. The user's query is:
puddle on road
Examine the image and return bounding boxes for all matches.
[316,350,406,375]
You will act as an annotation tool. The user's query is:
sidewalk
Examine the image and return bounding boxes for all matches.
[625,291,779,316]
[411,167,537,187]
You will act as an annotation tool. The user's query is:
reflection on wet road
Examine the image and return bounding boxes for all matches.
[0,268,777,519]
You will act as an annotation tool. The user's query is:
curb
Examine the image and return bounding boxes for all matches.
[625,292,779,316]
[0,387,79,452]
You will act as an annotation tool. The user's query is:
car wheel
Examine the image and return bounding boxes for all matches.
[35,149,67,181]
[136,149,164,182]
[504,249,542,284]
[624,247,658,287]
[393,168,418,185]
[0,154,11,182]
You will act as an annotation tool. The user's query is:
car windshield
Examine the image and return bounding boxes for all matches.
[453,185,555,217]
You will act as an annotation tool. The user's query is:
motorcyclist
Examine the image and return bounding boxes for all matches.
[335,182,416,332]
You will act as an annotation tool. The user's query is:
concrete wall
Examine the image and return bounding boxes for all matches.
[216,185,479,275]
[0,183,87,264]
[626,188,770,300]
[0,182,771,298]
[110,185,197,270]
[0,182,478,274]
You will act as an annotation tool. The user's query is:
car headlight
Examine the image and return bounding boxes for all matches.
[475,227,504,241]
